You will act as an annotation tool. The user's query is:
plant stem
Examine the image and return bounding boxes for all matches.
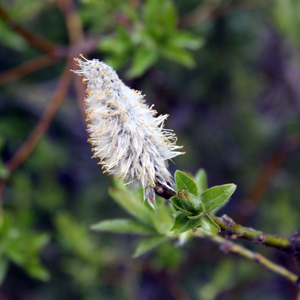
[155,185,300,278]
[193,230,298,284]
[212,214,291,251]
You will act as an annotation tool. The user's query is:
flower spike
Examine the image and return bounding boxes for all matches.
[72,56,184,207]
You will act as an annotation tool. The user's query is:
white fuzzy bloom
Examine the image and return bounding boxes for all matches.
[73,55,184,207]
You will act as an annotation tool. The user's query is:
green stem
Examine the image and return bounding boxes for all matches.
[211,214,292,251]
[193,230,298,284]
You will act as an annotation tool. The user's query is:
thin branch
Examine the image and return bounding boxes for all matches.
[0,4,57,54]
[5,59,73,175]
[57,0,84,45]
[0,59,73,200]
[0,37,99,87]
[212,214,291,251]
[193,230,298,284]
[0,55,56,86]
[234,133,300,224]
[155,186,300,272]
[57,0,86,118]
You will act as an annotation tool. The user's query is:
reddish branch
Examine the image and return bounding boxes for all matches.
[0,5,57,55]
[5,60,73,174]
[57,0,86,117]
[0,55,56,86]
[234,133,300,224]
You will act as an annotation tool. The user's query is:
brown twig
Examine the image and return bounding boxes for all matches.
[0,59,74,201]
[234,133,300,224]
[0,37,99,87]
[0,59,73,200]
[5,59,73,174]
[57,0,86,118]
[0,4,57,54]
[0,55,57,86]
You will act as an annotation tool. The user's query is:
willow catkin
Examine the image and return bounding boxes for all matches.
[72,55,184,207]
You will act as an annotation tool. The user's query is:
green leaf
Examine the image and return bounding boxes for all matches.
[143,0,177,32]
[109,187,153,225]
[25,260,50,281]
[133,235,168,258]
[201,215,220,234]
[194,169,208,194]
[201,184,236,213]
[170,196,194,215]
[168,213,202,237]
[167,32,204,50]
[150,202,173,235]
[160,46,196,67]
[128,46,158,78]
[100,27,132,56]
[175,170,198,196]
[90,219,156,235]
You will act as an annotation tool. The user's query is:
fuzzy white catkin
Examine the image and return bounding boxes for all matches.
[73,55,184,207]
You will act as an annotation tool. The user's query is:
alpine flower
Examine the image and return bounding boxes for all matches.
[72,55,184,207]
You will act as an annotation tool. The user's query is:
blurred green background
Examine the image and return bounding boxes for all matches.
[0,0,300,299]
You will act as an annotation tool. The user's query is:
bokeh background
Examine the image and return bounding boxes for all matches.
[0,0,300,299]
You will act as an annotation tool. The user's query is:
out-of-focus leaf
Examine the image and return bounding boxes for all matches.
[27,233,50,253]
[55,213,97,263]
[167,32,204,50]
[128,46,158,78]
[25,260,50,281]
[109,187,153,225]
[90,218,156,235]
[272,0,300,47]
[168,213,202,237]
[201,184,236,213]
[100,27,132,56]
[194,169,208,194]
[150,202,173,235]
[160,46,196,67]
[175,170,198,195]
[200,215,220,234]
[133,235,168,258]
[143,0,177,32]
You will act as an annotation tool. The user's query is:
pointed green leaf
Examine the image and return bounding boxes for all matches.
[160,46,196,67]
[201,184,237,213]
[128,47,158,78]
[25,261,50,281]
[170,196,194,216]
[175,170,198,196]
[168,213,202,237]
[201,215,220,234]
[167,32,204,50]
[150,203,173,235]
[194,169,208,194]
[100,27,132,56]
[90,219,157,235]
[109,187,153,225]
[133,235,168,258]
